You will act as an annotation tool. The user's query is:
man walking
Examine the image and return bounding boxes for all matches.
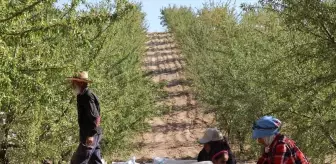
[68,71,103,164]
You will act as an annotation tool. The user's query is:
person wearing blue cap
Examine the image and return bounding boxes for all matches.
[252,116,310,164]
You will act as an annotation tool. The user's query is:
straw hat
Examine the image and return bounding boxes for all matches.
[67,71,92,83]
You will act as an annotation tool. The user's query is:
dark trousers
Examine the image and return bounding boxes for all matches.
[71,134,102,164]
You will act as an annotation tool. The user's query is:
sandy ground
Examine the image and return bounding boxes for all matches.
[130,32,255,164]
[132,32,215,160]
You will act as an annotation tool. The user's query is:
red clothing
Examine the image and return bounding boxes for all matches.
[257,134,309,164]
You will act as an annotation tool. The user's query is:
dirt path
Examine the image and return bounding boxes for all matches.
[133,32,215,160]
[132,32,256,164]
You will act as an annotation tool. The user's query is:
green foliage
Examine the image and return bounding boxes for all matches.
[0,0,157,163]
[162,1,336,163]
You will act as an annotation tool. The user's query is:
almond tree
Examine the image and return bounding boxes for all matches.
[0,0,157,163]
[162,1,336,162]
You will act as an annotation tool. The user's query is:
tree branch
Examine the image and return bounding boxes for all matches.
[0,0,44,23]
[320,125,336,149]
[18,66,69,73]
[4,23,69,36]
[321,23,336,46]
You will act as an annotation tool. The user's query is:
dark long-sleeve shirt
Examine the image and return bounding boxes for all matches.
[225,149,236,164]
[197,148,236,164]
[198,140,236,164]
[77,88,102,143]
[197,148,211,162]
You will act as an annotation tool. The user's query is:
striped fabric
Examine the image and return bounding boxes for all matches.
[257,134,310,164]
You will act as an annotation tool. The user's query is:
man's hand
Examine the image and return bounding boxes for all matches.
[86,136,94,146]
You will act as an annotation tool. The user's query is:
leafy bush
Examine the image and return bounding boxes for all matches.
[0,0,157,163]
[162,1,336,163]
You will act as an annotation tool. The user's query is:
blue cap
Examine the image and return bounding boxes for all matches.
[252,116,281,139]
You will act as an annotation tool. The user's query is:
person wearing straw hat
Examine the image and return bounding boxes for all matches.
[67,71,103,164]
[197,128,236,164]
[252,116,309,164]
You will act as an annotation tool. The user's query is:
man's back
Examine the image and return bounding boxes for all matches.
[76,88,102,142]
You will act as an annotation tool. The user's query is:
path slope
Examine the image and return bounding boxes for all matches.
[134,32,214,160]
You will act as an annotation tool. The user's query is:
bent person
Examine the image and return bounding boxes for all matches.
[252,116,309,164]
[197,128,236,164]
[68,71,103,164]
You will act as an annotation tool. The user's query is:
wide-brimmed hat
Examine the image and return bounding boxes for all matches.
[66,71,92,83]
[199,128,223,144]
[252,116,281,139]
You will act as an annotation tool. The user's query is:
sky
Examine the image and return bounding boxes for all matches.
[56,0,259,32]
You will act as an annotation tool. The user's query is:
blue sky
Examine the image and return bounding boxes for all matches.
[56,0,258,32]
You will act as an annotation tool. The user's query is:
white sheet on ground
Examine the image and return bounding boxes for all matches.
[153,157,212,164]
[112,157,139,164]
[112,157,213,164]
[190,162,213,164]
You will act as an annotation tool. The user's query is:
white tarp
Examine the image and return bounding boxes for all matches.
[112,157,139,164]
[112,157,212,164]
[153,158,197,164]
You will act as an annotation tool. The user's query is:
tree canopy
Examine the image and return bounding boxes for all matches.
[0,0,158,163]
[161,0,336,163]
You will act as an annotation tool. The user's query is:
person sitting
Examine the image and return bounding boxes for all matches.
[197,128,236,164]
[212,150,229,164]
[252,116,310,164]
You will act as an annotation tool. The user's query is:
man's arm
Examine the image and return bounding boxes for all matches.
[83,94,101,137]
